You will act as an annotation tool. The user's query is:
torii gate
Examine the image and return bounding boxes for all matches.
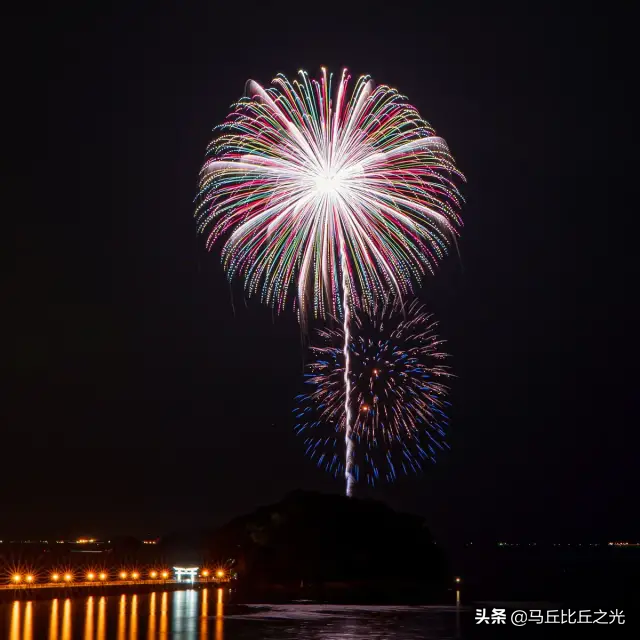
[173,567,199,583]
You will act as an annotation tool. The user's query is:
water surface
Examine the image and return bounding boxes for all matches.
[0,588,481,639]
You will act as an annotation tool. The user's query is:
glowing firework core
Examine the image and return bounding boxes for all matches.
[314,172,342,195]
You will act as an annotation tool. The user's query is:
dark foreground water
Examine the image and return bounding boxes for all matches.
[0,588,632,638]
[0,588,483,639]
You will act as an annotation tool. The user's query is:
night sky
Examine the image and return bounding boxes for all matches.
[4,4,635,543]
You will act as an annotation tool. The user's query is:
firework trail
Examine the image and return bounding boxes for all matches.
[339,241,355,496]
[197,69,463,495]
[294,299,452,486]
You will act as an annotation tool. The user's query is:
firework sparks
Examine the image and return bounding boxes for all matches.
[196,68,464,321]
[294,299,452,486]
[197,68,463,495]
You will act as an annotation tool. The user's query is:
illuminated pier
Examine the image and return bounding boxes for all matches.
[1,567,230,592]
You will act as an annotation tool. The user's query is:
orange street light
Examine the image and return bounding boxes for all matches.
[149,571,158,579]
[26,575,34,583]
[51,573,60,582]
[216,570,225,578]
[87,572,95,580]
[119,571,127,579]
[202,570,210,577]
[99,573,107,581]
[64,573,72,582]
[131,572,139,579]
[13,574,21,583]
[161,571,169,579]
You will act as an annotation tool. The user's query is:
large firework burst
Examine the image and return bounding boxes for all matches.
[294,299,452,486]
[197,68,463,495]
[196,68,463,320]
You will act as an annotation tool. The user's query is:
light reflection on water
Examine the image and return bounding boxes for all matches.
[148,592,156,639]
[48,597,58,640]
[84,596,93,640]
[62,598,72,640]
[97,597,106,639]
[9,601,19,640]
[1,588,470,638]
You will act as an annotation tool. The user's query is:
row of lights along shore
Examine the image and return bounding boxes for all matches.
[10,569,225,584]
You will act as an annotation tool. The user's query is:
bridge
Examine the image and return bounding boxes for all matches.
[0,567,230,592]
